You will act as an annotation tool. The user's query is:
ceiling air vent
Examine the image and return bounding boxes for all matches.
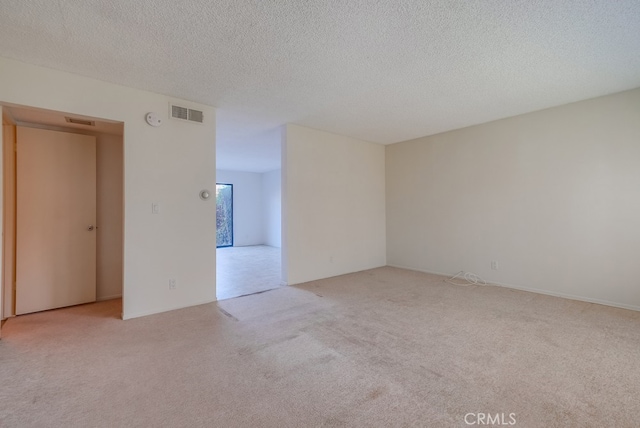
[65,117,95,126]
[170,104,204,124]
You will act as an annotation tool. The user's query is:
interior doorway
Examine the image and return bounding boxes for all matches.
[214,169,283,300]
[1,103,124,321]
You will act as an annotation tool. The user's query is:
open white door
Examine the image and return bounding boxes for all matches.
[16,127,96,315]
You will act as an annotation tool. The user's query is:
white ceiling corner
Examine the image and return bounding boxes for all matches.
[1,1,639,172]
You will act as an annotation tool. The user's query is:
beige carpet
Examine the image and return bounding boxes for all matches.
[216,245,282,300]
[1,267,639,427]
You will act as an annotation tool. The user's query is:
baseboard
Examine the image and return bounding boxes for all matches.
[122,297,217,320]
[490,280,640,312]
[288,263,388,287]
[386,264,640,313]
[387,264,453,279]
[97,294,122,302]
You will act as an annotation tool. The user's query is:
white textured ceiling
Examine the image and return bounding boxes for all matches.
[1,1,640,172]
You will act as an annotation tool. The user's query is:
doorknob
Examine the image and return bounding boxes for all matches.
[88,225,94,231]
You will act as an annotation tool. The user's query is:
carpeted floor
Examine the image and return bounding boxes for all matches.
[1,267,639,427]
[216,245,282,300]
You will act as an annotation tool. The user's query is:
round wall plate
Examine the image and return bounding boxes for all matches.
[145,112,162,127]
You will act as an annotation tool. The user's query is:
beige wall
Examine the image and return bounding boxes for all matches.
[386,88,640,310]
[0,57,216,319]
[96,133,123,300]
[262,169,281,248]
[283,124,386,285]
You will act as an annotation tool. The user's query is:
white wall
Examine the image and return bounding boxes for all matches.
[282,124,386,285]
[0,57,217,319]
[216,169,263,246]
[262,169,281,247]
[96,133,123,300]
[386,88,640,311]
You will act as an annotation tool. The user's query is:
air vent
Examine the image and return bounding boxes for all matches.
[65,117,95,126]
[188,109,203,123]
[170,104,204,124]
[171,105,188,120]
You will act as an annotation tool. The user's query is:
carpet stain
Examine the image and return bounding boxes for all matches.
[237,334,300,355]
[281,334,301,344]
[217,307,239,321]
[423,367,444,378]
[314,354,336,365]
[367,387,386,400]
[321,417,348,427]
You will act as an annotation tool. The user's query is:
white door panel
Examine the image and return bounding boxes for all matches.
[16,127,96,315]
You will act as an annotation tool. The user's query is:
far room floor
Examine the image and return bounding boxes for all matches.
[216,245,282,300]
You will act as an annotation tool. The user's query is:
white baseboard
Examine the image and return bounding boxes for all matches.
[387,264,453,278]
[386,264,640,313]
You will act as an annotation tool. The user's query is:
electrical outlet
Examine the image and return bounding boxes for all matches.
[491,261,498,270]
[169,278,176,290]
[152,203,160,214]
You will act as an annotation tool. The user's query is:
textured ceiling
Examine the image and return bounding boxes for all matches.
[1,1,640,172]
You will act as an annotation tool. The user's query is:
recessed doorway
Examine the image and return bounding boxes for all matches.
[1,103,124,320]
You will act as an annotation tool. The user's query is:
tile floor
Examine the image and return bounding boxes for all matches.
[216,245,283,300]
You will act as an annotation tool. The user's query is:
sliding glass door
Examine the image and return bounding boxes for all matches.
[216,183,233,248]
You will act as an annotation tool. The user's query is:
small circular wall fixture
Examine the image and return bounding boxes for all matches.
[199,189,211,201]
[145,112,162,127]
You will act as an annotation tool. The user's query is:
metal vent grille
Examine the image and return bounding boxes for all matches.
[65,117,95,126]
[171,105,188,120]
[170,104,204,124]
[188,109,203,123]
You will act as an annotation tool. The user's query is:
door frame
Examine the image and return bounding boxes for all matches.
[1,108,17,321]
